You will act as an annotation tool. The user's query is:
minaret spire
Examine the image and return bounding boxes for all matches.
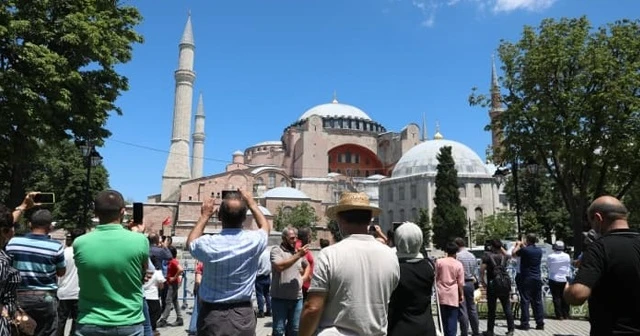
[434,121,443,140]
[489,54,505,164]
[421,112,428,141]
[162,14,196,201]
[332,90,338,104]
[191,93,205,179]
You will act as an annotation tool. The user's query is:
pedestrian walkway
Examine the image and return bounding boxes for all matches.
[156,310,591,336]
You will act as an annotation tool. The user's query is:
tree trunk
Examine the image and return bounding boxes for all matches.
[571,199,589,257]
[7,162,25,208]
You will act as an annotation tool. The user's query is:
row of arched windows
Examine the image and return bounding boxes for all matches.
[459,184,483,198]
[387,207,484,223]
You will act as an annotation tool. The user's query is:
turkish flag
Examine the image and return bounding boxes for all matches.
[162,216,171,226]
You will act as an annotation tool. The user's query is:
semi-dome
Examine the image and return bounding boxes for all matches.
[246,205,272,216]
[262,187,310,199]
[298,100,371,121]
[392,139,490,178]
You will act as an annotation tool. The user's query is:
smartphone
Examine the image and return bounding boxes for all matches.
[221,190,237,199]
[132,202,143,224]
[33,193,55,204]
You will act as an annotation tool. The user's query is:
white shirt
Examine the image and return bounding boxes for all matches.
[144,270,166,300]
[57,247,79,300]
[547,251,572,282]
[507,245,521,274]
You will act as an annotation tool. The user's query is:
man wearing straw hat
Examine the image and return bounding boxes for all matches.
[299,192,400,336]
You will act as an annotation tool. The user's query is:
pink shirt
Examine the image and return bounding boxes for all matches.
[435,257,465,307]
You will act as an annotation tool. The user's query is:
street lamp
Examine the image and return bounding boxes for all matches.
[493,158,539,238]
[526,158,539,175]
[79,141,102,228]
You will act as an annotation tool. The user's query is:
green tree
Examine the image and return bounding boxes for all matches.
[23,140,109,229]
[0,1,143,206]
[431,146,467,250]
[416,208,432,248]
[327,219,342,242]
[470,17,640,254]
[273,203,319,237]
[503,169,571,243]
[474,211,517,245]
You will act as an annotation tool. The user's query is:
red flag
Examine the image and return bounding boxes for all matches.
[162,216,171,226]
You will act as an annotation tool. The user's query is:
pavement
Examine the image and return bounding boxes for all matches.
[154,309,591,336]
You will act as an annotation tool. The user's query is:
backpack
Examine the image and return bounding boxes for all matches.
[488,254,511,296]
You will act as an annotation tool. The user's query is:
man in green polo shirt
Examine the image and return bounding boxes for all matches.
[74,190,149,336]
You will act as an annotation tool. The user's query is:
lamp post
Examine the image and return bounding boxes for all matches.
[79,141,102,228]
[494,158,539,238]
[468,218,473,247]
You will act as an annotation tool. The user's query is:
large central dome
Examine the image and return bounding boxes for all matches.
[298,99,372,121]
[392,139,490,178]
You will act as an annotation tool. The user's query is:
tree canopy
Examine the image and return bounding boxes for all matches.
[416,208,432,248]
[431,146,467,250]
[0,1,143,206]
[470,17,640,254]
[273,203,319,235]
[474,211,517,245]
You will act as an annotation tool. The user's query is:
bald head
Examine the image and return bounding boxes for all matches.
[588,195,629,232]
[219,193,247,228]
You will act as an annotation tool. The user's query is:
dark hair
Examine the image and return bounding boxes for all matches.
[94,190,125,223]
[337,210,372,225]
[454,237,466,248]
[66,228,85,246]
[219,194,247,227]
[168,246,178,258]
[490,239,503,249]
[30,209,52,227]
[298,227,311,244]
[0,205,14,229]
[445,242,459,255]
[148,233,160,246]
[319,238,330,248]
[526,233,538,245]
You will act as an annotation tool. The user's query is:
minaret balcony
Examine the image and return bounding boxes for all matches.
[174,69,196,83]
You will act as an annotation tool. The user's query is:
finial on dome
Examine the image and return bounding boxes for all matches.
[433,121,443,140]
[332,90,338,104]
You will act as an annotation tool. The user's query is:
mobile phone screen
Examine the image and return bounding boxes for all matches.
[133,203,143,224]
[33,193,55,204]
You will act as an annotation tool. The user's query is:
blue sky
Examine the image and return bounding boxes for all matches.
[104,0,638,201]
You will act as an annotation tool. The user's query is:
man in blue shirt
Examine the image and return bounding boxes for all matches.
[512,234,544,331]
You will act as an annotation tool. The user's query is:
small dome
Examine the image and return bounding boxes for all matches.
[392,139,490,178]
[233,150,243,156]
[298,101,371,121]
[262,187,310,199]
[246,205,272,216]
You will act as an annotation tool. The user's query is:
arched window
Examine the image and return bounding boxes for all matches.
[399,209,405,221]
[282,206,293,215]
[475,207,483,223]
[280,178,287,187]
[268,173,276,188]
[411,208,418,221]
[459,185,466,198]
[255,177,264,185]
[388,210,394,222]
[474,184,482,198]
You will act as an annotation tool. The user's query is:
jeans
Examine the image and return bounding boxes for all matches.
[57,299,78,336]
[519,277,545,327]
[440,305,458,336]
[255,275,271,313]
[147,300,161,331]
[271,298,303,336]
[548,279,570,319]
[486,288,515,333]
[160,283,182,320]
[142,299,152,336]
[75,324,143,336]
[188,295,199,335]
[458,281,480,335]
[18,292,58,336]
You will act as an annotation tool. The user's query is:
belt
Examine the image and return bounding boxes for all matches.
[257,274,270,278]
[465,279,475,282]
[17,290,56,296]
[202,301,251,310]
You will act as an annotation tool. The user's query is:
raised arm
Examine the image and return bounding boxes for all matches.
[238,189,270,234]
[187,197,215,247]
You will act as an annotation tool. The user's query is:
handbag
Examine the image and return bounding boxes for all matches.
[7,308,37,336]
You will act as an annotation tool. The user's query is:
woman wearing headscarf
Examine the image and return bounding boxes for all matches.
[387,222,436,336]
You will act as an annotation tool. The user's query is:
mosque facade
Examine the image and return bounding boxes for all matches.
[140,15,505,242]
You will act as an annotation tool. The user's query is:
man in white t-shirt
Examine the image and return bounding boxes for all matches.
[547,241,571,320]
[57,229,84,336]
[299,192,400,336]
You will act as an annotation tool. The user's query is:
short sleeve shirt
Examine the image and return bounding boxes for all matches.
[195,262,203,275]
[6,234,66,291]
[73,224,149,326]
[166,259,180,284]
[270,245,307,300]
[573,229,640,335]
[515,245,542,280]
[481,252,507,281]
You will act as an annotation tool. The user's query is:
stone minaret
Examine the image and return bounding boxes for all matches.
[161,14,196,202]
[191,93,205,179]
[421,112,428,141]
[489,55,505,164]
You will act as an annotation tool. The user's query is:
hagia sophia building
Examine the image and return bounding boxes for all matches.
[141,16,508,243]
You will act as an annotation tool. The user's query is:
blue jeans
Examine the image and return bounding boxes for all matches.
[142,299,152,336]
[271,298,302,336]
[255,275,271,313]
[458,281,480,335]
[76,323,144,336]
[188,295,200,335]
[440,304,459,336]
[519,277,545,327]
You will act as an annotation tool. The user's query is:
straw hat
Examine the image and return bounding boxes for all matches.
[325,192,381,220]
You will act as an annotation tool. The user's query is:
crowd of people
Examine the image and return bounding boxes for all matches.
[0,191,637,336]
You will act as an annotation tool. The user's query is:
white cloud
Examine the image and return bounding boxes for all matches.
[397,0,558,27]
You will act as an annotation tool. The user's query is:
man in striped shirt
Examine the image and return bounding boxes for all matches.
[455,237,480,336]
[7,209,66,336]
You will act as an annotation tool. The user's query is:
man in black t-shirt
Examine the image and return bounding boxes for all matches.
[511,234,544,330]
[479,239,515,336]
[564,196,640,336]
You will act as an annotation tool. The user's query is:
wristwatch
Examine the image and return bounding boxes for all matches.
[14,207,25,212]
